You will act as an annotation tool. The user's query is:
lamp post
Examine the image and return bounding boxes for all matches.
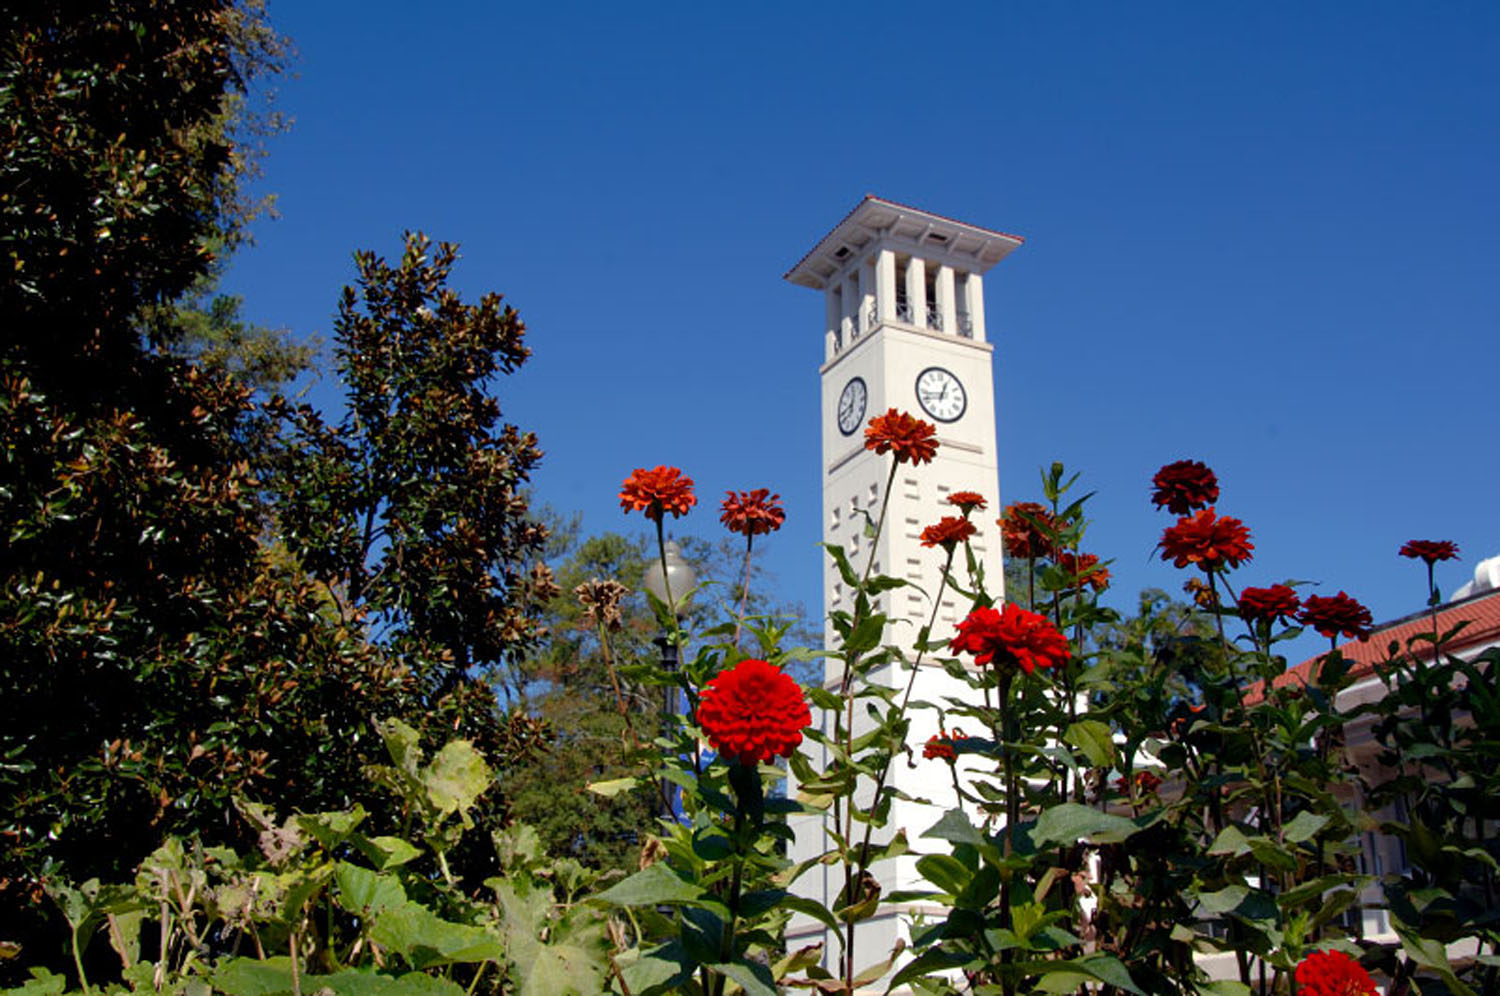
[641,540,696,819]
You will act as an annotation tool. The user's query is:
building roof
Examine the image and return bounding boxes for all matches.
[784,195,1025,290]
[1250,588,1500,701]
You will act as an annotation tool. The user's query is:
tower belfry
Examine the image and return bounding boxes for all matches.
[784,196,1023,983]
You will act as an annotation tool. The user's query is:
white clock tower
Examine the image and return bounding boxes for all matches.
[784,196,1023,983]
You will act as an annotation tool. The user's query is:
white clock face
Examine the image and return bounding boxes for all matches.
[837,377,867,436]
[916,367,966,422]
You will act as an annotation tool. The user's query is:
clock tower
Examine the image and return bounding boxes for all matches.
[784,196,1023,982]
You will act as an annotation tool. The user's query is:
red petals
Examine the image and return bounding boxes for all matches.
[696,659,811,766]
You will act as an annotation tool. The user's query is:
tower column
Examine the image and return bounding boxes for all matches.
[874,249,897,329]
[963,272,986,342]
[825,287,841,359]
[905,257,927,330]
[935,264,957,335]
[843,274,859,341]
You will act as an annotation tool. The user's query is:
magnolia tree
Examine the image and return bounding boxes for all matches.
[15,411,1496,996]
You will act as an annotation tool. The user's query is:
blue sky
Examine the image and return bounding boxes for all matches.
[224,2,1498,666]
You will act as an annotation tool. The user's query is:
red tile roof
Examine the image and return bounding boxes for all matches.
[1247,589,1500,701]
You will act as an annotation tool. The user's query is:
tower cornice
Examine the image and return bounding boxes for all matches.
[785,194,1025,290]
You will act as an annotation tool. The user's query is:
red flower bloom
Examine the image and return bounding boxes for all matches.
[999,502,1056,560]
[1159,508,1253,571]
[1299,592,1373,642]
[1114,770,1163,795]
[1294,950,1377,996]
[864,409,939,465]
[920,515,977,551]
[1056,551,1110,592]
[620,466,697,522]
[946,491,987,514]
[696,659,811,766]
[949,604,1070,675]
[923,735,957,762]
[720,488,786,537]
[1238,584,1301,628]
[1399,539,1460,565]
[1151,460,1220,515]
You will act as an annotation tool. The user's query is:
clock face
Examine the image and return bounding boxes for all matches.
[915,367,966,422]
[837,377,867,436]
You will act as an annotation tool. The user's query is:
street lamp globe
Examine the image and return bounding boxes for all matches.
[642,540,697,616]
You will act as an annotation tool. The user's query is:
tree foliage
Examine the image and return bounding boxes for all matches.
[0,5,553,979]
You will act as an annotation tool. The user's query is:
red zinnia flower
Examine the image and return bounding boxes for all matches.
[864,409,939,465]
[720,488,786,537]
[1238,584,1301,628]
[999,502,1057,560]
[1299,592,1373,642]
[620,466,697,522]
[949,604,1070,675]
[920,516,977,551]
[1159,508,1253,571]
[696,659,811,766]
[1294,950,1377,996]
[1114,770,1163,795]
[923,735,957,762]
[1399,539,1460,565]
[946,491,987,514]
[1151,460,1220,516]
[1056,551,1110,592]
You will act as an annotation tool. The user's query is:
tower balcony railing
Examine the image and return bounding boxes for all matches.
[957,312,973,338]
[926,304,943,332]
[896,301,913,324]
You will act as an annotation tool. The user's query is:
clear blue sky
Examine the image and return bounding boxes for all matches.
[224,2,1499,667]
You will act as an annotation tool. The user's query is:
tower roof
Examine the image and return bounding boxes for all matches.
[784,195,1025,290]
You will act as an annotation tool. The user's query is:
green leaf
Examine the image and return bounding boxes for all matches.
[303,970,464,996]
[350,834,423,871]
[335,861,406,916]
[1282,810,1329,844]
[423,740,493,821]
[709,960,779,996]
[1073,953,1145,995]
[4,968,67,996]
[585,776,639,798]
[1197,885,1248,914]
[594,863,705,907]
[1208,825,1252,856]
[619,940,694,995]
[369,903,505,968]
[1033,803,1138,845]
[1196,981,1252,996]
[1064,720,1115,768]
[916,854,972,897]
[213,957,299,996]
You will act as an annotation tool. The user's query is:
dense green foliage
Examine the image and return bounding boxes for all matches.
[1,3,553,980]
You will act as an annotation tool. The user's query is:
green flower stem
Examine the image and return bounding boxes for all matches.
[834,457,900,993]
[731,532,755,649]
[850,543,960,916]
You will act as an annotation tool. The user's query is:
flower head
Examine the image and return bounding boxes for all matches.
[920,515,977,551]
[864,409,939,465]
[1238,584,1301,628]
[1299,592,1373,642]
[923,734,958,762]
[1115,770,1163,796]
[1151,460,1220,515]
[1294,950,1377,996]
[696,659,811,766]
[1159,508,1253,571]
[620,466,697,522]
[574,578,629,632]
[949,604,1070,675]
[720,488,786,537]
[1000,502,1057,560]
[946,491,987,515]
[1056,551,1110,592]
[1399,539,1460,565]
[1183,576,1220,611]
